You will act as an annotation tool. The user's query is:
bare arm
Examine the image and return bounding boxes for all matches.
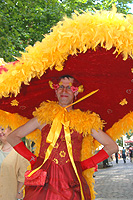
[91,129,118,155]
[81,129,118,170]
[7,117,45,147]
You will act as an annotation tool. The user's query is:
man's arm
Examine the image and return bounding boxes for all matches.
[7,117,45,168]
[91,129,118,156]
[81,129,118,171]
[7,117,44,146]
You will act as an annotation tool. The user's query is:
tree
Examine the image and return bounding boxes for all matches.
[0,0,132,62]
[0,0,64,61]
[126,129,133,139]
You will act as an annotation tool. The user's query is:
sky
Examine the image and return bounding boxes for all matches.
[128,3,133,13]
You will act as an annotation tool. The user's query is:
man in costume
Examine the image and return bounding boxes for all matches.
[7,74,118,200]
[0,6,132,200]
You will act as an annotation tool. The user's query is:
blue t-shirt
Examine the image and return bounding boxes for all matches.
[122,149,125,154]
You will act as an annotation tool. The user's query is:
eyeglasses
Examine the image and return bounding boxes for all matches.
[58,85,72,91]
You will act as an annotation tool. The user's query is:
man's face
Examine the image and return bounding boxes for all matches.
[56,77,75,107]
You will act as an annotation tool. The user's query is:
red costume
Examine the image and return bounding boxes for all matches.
[24,125,91,200]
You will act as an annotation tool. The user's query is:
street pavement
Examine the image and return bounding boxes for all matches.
[94,158,133,200]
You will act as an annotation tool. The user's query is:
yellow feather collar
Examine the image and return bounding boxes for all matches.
[33,100,104,137]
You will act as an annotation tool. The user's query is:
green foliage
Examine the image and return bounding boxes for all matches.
[116,137,123,147]
[0,0,64,61]
[92,0,132,13]
[0,0,132,62]
[126,129,133,139]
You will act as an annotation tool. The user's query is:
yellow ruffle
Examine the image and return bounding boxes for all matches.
[106,111,133,140]
[0,109,28,130]
[33,101,104,138]
[0,7,133,98]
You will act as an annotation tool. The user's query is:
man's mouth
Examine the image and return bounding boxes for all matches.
[61,95,68,97]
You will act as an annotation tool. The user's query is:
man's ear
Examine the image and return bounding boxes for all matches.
[55,90,57,97]
[74,91,78,98]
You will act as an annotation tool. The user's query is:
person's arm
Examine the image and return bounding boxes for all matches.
[7,117,43,146]
[91,129,118,155]
[7,117,45,167]
[81,129,118,171]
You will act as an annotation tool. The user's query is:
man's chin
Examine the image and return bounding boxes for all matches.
[59,101,72,107]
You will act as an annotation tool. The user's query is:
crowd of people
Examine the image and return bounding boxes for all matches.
[114,146,133,164]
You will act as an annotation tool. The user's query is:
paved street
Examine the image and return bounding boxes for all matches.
[94,158,133,200]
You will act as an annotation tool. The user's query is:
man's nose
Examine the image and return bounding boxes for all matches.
[62,87,67,92]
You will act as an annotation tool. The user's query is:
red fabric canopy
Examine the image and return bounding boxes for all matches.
[0,47,132,131]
